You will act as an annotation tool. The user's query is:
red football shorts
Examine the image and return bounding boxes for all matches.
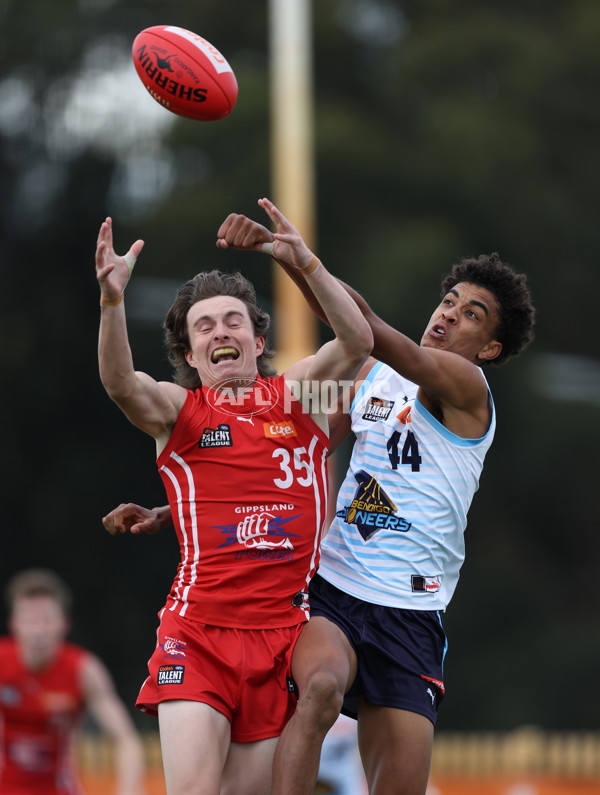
[136,607,304,742]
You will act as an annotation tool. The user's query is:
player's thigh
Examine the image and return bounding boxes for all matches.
[158,699,231,795]
[292,616,357,694]
[357,701,434,795]
[221,737,278,795]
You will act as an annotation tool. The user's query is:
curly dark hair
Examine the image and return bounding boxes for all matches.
[440,253,535,366]
[164,270,276,389]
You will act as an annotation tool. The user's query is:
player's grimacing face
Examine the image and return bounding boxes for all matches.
[421,282,502,364]
[185,295,265,388]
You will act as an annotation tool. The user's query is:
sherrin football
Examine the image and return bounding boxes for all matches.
[132,25,238,121]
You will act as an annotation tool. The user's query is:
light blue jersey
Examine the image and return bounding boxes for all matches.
[319,361,495,610]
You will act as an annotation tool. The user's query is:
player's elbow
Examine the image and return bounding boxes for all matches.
[99,370,137,407]
[348,324,374,365]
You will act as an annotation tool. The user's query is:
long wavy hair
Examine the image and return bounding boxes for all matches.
[164,270,276,389]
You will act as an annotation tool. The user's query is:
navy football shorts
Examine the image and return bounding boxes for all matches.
[308,574,447,725]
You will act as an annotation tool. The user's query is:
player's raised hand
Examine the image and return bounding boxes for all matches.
[257,197,313,271]
[95,217,144,303]
[216,198,314,271]
[216,212,274,251]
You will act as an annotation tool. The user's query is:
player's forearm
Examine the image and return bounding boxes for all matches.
[302,261,373,364]
[280,262,402,367]
[98,305,138,401]
[335,284,396,362]
[275,258,330,324]
[277,258,375,331]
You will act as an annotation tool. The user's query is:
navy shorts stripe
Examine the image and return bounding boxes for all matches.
[308,574,447,725]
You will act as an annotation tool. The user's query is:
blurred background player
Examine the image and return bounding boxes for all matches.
[0,568,147,795]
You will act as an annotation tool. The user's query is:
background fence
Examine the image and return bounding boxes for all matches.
[76,727,600,795]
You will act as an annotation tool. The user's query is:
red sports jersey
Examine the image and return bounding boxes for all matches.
[157,374,330,628]
[0,638,87,795]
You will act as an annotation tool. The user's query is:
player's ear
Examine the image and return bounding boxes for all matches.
[185,350,197,368]
[477,339,502,363]
[255,336,265,357]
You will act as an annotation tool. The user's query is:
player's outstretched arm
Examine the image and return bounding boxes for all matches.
[216,204,408,367]
[102,503,172,536]
[96,218,185,443]
[217,198,373,392]
[266,252,486,411]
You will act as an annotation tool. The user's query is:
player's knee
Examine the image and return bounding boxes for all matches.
[222,776,270,795]
[298,670,344,728]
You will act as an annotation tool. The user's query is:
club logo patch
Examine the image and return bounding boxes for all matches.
[161,636,187,659]
[157,664,185,685]
[213,505,301,560]
[362,397,395,422]
[337,469,411,540]
[199,424,232,447]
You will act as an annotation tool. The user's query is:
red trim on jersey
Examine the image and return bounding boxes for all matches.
[157,375,330,628]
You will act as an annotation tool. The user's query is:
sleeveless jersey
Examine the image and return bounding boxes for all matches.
[319,361,495,610]
[157,374,330,628]
[0,638,87,795]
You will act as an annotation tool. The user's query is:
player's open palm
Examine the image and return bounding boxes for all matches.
[216,198,313,271]
[95,216,144,301]
[257,197,313,270]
